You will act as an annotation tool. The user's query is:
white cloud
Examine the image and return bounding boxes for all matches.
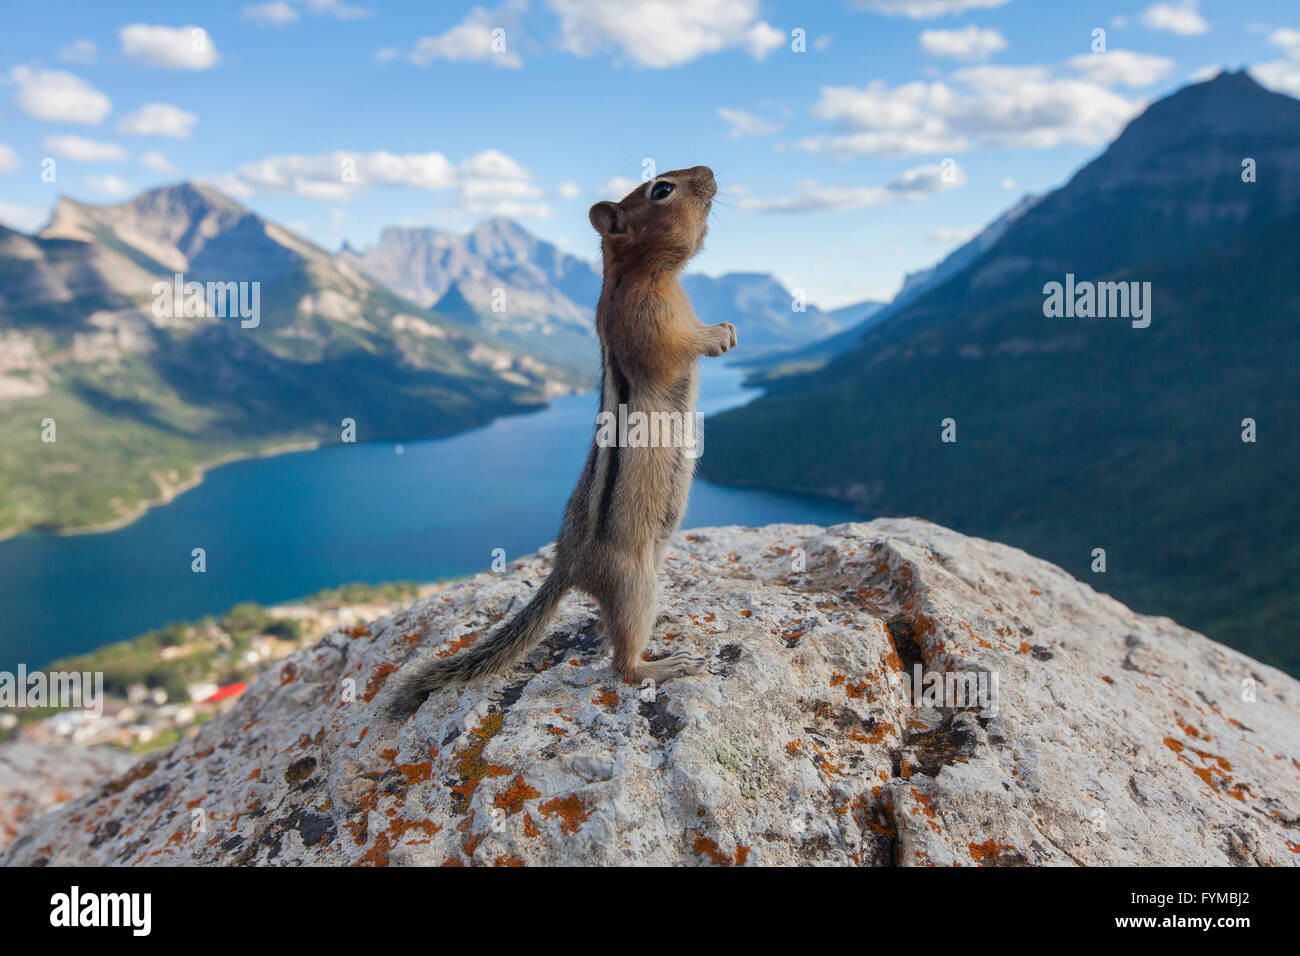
[223,148,547,217]
[887,160,967,195]
[120,24,220,70]
[84,174,132,196]
[1067,50,1175,88]
[1251,27,1300,97]
[1268,26,1300,60]
[116,102,198,138]
[56,39,98,64]
[9,67,112,124]
[459,149,531,180]
[1139,2,1208,36]
[744,21,785,60]
[0,145,20,173]
[798,61,1145,157]
[140,151,177,173]
[244,0,370,22]
[717,107,782,138]
[301,0,370,19]
[919,26,1007,62]
[243,2,299,24]
[597,176,640,198]
[1000,176,1016,191]
[557,180,581,199]
[733,161,964,213]
[43,135,128,162]
[850,0,1011,19]
[930,226,976,243]
[546,0,784,67]
[0,200,47,232]
[403,4,523,68]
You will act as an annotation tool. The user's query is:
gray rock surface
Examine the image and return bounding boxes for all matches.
[0,740,134,849]
[5,520,1297,866]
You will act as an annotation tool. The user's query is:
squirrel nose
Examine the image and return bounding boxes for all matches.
[690,166,716,197]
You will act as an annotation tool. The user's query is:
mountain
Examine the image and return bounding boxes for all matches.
[0,184,583,539]
[341,219,877,365]
[339,218,602,369]
[8,520,1299,865]
[740,194,1037,383]
[700,71,1300,675]
[680,272,873,352]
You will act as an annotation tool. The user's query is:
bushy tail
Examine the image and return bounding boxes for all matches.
[387,571,569,716]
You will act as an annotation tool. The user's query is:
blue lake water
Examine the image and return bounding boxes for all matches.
[0,363,856,670]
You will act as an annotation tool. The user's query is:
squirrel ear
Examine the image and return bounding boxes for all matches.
[589,201,627,236]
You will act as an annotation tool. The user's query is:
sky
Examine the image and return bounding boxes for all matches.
[1,0,1298,308]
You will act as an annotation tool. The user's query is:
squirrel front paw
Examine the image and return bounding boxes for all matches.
[702,321,738,356]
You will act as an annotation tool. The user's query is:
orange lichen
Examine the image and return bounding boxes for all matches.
[690,834,750,866]
[592,689,620,710]
[436,631,479,658]
[910,789,942,833]
[969,838,1018,864]
[493,775,541,816]
[395,761,433,786]
[538,794,590,836]
[363,662,398,702]
[449,711,511,813]
[1176,713,1209,741]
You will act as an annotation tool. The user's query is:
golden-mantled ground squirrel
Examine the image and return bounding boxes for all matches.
[390,166,736,714]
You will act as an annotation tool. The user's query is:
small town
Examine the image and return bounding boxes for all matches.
[0,581,434,753]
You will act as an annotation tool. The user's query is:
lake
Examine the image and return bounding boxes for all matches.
[0,363,857,670]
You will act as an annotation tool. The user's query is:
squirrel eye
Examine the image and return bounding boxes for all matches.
[650,181,675,202]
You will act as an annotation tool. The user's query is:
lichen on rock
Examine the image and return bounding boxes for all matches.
[4,519,1298,867]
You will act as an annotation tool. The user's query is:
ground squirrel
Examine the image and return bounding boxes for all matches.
[390,165,735,714]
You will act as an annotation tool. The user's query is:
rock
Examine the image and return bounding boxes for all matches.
[0,740,135,850]
[4,519,1297,866]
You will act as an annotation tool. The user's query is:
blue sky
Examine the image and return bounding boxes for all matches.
[1,0,1298,306]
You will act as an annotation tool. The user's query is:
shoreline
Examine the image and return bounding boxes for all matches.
[0,363,750,545]
[0,439,321,544]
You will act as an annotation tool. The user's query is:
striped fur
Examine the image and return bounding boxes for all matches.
[388,166,736,716]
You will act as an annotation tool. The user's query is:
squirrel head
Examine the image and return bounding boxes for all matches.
[589,166,716,275]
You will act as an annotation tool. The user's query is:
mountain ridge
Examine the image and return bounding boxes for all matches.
[340,217,881,365]
[700,71,1300,675]
[0,183,586,539]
